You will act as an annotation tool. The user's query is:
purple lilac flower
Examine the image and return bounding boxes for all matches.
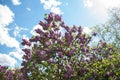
[66,64,71,70]
[35,28,43,34]
[45,13,54,23]
[18,73,23,80]
[45,48,51,53]
[64,26,70,32]
[60,21,65,27]
[0,65,8,73]
[23,55,31,60]
[44,32,50,38]
[21,39,31,46]
[52,22,57,28]
[71,25,77,32]
[80,68,85,74]
[39,21,45,27]
[78,26,82,34]
[6,70,13,80]
[48,59,55,63]
[65,64,74,79]
[69,49,76,56]
[57,39,63,44]
[65,73,71,79]
[37,50,46,58]
[65,32,73,43]
[54,14,62,21]
[29,36,41,42]
[80,43,84,48]
[43,23,50,30]
[58,51,63,58]
[50,30,55,38]
[22,48,31,55]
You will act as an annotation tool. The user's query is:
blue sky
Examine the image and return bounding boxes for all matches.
[0,0,120,67]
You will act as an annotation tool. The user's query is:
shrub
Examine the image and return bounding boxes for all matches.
[0,13,119,80]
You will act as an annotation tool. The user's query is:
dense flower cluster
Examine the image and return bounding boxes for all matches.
[0,13,119,80]
[0,65,23,80]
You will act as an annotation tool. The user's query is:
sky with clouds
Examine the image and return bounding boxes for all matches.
[0,0,120,67]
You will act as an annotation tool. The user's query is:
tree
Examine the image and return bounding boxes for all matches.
[93,8,120,52]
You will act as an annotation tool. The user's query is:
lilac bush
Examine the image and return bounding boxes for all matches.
[0,13,119,80]
[21,13,116,80]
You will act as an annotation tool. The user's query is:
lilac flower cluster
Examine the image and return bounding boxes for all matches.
[0,65,23,80]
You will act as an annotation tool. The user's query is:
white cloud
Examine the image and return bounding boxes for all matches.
[0,53,17,66]
[0,26,20,48]
[14,26,20,37]
[11,0,21,6]
[0,5,19,48]
[0,5,14,27]
[51,7,62,15]
[26,8,31,11]
[13,25,28,37]
[22,35,29,40]
[83,0,120,19]
[40,0,63,14]
[84,0,93,8]
[9,48,23,61]
[0,4,24,67]
[30,24,45,36]
[83,27,92,34]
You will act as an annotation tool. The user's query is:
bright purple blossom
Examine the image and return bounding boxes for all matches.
[55,14,62,21]
[45,12,54,23]
[78,26,82,34]
[69,49,76,56]
[64,26,70,32]
[29,36,41,42]
[65,64,74,79]
[35,28,43,34]
[65,32,73,43]
[22,48,31,55]
[66,64,71,69]
[60,21,65,27]
[52,22,57,28]
[37,50,46,58]
[39,21,44,27]
[71,25,77,32]
[21,39,31,46]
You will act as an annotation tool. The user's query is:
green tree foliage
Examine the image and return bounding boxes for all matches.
[93,8,120,52]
